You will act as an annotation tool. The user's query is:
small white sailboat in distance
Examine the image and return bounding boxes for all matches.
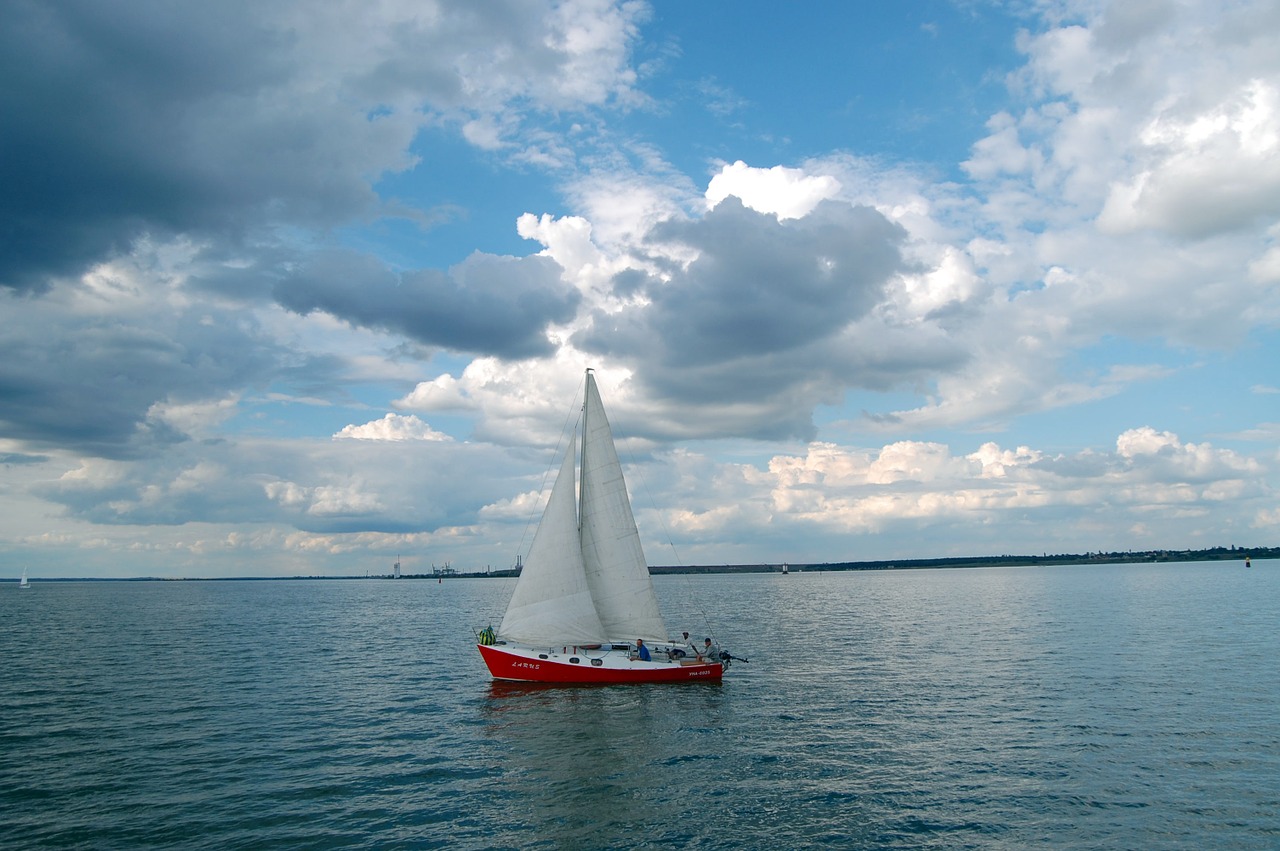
[477,369,736,684]
[19,567,30,589]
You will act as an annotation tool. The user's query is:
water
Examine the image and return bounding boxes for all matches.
[3,561,1277,849]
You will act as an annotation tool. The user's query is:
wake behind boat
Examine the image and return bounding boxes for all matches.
[477,369,734,684]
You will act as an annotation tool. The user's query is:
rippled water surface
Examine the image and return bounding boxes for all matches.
[3,561,1278,849]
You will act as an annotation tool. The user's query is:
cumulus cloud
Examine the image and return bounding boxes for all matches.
[1099,79,1280,238]
[855,0,1280,432]
[726,427,1269,552]
[334,414,451,442]
[705,161,842,220]
[558,197,912,438]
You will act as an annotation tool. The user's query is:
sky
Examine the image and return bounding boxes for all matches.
[2,0,1278,579]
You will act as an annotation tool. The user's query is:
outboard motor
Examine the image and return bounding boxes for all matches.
[717,649,748,670]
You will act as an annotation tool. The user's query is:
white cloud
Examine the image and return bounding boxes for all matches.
[563,161,700,251]
[899,245,984,316]
[867,441,968,484]
[1099,79,1280,238]
[706,161,842,220]
[333,413,452,442]
[147,396,241,438]
[861,0,1280,433]
[1115,426,1260,479]
[1115,425,1180,458]
[461,115,507,150]
[307,484,383,516]
[962,112,1041,179]
[547,0,647,106]
[685,425,1274,553]
[263,480,310,509]
[1013,23,1101,101]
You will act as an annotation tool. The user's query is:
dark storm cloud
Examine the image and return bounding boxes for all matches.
[570,197,924,439]
[0,0,643,294]
[660,199,902,358]
[0,1,340,291]
[275,249,579,360]
[0,1,483,294]
[0,305,294,459]
[577,198,905,365]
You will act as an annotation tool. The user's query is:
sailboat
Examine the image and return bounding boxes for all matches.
[477,369,731,684]
[18,567,30,589]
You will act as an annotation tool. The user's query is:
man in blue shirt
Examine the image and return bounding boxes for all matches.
[635,638,651,661]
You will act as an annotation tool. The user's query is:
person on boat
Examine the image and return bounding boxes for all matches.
[666,631,692,659]
[634,638,651,661]
[701,637,719,660]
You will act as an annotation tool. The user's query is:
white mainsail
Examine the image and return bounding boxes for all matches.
[498,371,668,646]
[579,372,667,642]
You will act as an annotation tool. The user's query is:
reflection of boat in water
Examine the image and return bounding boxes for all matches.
[478,369,732,684]
[479,678,726,847]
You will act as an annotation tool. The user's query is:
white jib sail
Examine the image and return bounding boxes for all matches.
[499,433,607,646]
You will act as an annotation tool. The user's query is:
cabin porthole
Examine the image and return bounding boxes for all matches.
[591,658,603,666]
[569,657,580,664]
[538,654,548,659]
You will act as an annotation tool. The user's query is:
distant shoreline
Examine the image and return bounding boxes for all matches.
[646,546,1273,576]
[14,546,1271,581]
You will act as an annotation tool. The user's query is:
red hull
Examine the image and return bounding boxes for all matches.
[478,643,722,684]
